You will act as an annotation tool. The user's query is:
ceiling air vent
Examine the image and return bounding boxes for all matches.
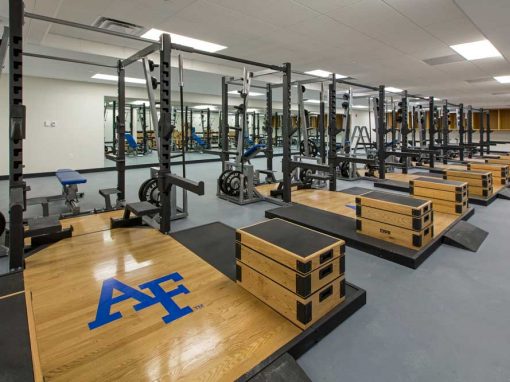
[422,54,465,66]
[92,17,145,36]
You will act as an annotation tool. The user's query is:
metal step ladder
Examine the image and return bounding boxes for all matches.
[350,125,372,157]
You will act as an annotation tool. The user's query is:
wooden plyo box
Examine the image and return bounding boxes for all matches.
[355,190,432,217]
[236,219,344,274]
[356,204,433,231]
[355,191,434,249]
[443,169,494,198]
[236,244,345,298]
[468,163,509,185]
[236,219,346,328]
[423,197,468,215]
[356,217,434,249]
[410,177,468,215]
[486,158,510,166]
[236,261,345,330]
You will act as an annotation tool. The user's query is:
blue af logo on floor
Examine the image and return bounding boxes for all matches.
[88,272,193,330]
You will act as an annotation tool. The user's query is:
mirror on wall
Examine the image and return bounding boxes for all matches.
[102,97,276,167]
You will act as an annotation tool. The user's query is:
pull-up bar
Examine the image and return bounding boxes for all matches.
[23,52,117,68]
[25,12,285,72]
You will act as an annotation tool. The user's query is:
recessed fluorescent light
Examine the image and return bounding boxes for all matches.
[494,75,510,84]
[227,90,263,97]
[131,100,149,105]
[304,99,321,104]
[247,108,259,113]
[192,105,217,110]
[352,105,369,109]
[450,40,501,61]
[434,97,442,101]
[353,92,373,97]
[92,73,145,84]
[141,28,226,53]
[386,87,403,93]
[304,69,347,79]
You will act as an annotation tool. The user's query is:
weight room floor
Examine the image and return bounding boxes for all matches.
[23,227,301,381]
[2,158,510,381]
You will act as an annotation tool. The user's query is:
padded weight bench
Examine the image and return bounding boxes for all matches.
[242,144,266,163]
[26,170,86,217]
[99,188,121,211]
[111,201,160,229]
[55,169,87,215]
[24,215,73,248]
[125,133,142,157]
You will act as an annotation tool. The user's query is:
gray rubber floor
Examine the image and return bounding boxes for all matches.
[1,158,509,382]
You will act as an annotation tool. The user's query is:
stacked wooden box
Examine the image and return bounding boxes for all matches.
[471,162,509,185]
[355,190,434,249]
[443,169,493,198]
[410,177,468,215]
[236,219,345,330]
[486,157,510,166]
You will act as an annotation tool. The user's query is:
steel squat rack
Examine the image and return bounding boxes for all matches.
[268,72,443,203]
[6,0,292,270]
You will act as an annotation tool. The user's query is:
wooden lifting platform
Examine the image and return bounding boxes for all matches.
[2,212,366,382]
[372,171,508,206]
[259,184,478,269]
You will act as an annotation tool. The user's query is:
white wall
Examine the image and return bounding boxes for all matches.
[0,75,148,175]
[0,74,256,176]
[351,110,372,129]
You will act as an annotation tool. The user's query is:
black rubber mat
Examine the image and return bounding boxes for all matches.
[443,221,488,252]
[373,179,410,192]
[497,187,510,200]
[338,187,372,195]
[171,222,237,280]
[0,293,34,382]
[249,353,311,382]
[412,171,443,178]
[0,271,24,297]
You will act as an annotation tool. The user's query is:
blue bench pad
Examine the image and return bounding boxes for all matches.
[56,169,87,185]
[243,144,266,158]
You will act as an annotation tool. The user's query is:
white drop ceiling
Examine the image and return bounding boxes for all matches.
[1,0,510,107]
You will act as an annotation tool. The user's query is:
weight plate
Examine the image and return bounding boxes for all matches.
[299,139,318,157]
[138,178,153,201]
[299,169,315,185]
[218,169,232,195]
[224,170,246,197]
[340,162,350,178]
[0,212,5,237]
[140,178,161,207]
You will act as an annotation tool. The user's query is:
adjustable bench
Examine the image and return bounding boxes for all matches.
[26,169,87,217]
[55,169,87,215]
[125,133,141,157]
[242,144,266,163]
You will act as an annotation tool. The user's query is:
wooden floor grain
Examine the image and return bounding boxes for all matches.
[24,227,301,381]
